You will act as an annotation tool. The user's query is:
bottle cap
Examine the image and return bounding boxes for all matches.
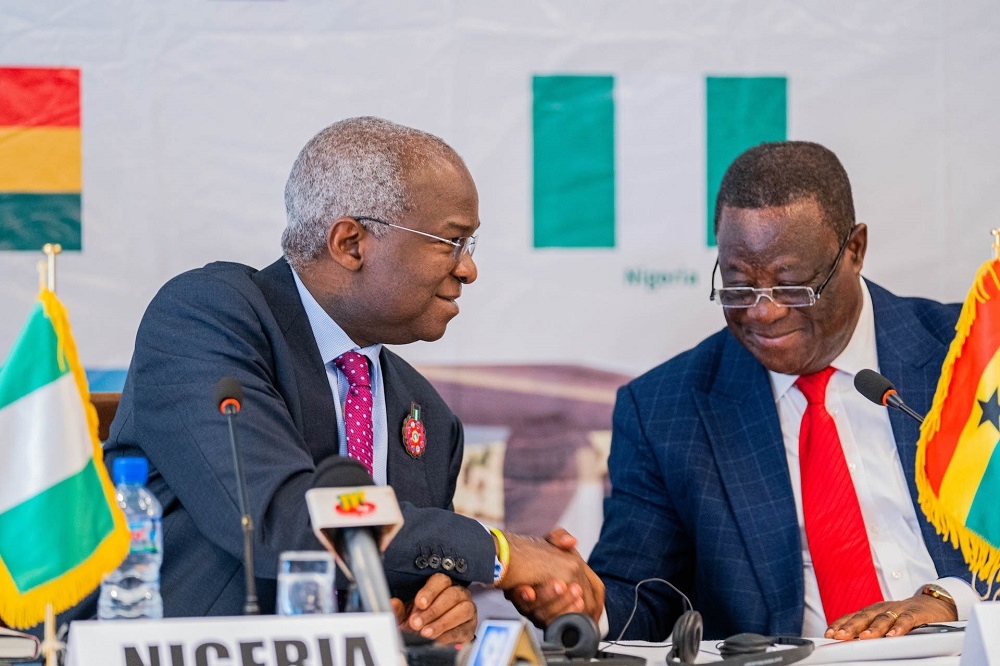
[112,456,149,485]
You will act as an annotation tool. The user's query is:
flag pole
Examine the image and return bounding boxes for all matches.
[992,228,999,260]
[42,604,57,666]
[41,243,63,666]
[42,243,61,293]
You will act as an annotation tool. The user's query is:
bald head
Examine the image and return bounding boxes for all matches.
[281,116,468,271]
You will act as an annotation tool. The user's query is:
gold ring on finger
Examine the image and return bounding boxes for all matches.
[885,610,899,621]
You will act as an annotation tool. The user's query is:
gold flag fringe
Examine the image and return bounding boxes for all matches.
[0,291,130,629]
[915,259,1000,584]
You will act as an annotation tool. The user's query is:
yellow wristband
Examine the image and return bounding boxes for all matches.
[488,527,510,586]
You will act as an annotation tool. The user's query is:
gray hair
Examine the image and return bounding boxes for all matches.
[281,116,464,271]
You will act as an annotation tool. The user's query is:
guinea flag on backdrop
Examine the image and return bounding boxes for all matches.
[0,67,82,251]
[0,290,129,629]
[916,251,1000,583]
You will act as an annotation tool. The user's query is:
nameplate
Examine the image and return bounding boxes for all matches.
[466,618,544,666]
[66,613,401,666]
[961,601,1000,665]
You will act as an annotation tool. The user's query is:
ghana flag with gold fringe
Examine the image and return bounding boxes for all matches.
[917,242,1000,584]
[0,290,129,629]
[0,67,82,251]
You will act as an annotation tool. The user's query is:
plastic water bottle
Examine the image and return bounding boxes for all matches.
[98,456,164,620]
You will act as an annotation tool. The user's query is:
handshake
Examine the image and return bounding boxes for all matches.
[393,527,603,645]
[497,528,605,628]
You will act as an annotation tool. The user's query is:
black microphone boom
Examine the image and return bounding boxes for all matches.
[312,457,395,615]
[854,369,925,424]
[215,376,259,615]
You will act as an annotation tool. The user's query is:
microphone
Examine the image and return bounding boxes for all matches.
[214,377,259,615]
[853,369,925,424]
[305,457,402,614]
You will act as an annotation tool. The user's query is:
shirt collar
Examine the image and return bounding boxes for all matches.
[769,277,877,400]
[290,265,383,367]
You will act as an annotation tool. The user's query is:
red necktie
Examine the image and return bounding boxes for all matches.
[796,367,883,625]
[333,351,374,477]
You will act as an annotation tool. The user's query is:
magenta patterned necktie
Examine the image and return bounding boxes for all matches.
[333,351,374,477]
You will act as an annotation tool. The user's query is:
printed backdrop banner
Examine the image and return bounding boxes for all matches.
[1,2,997,376]
[2,3,1000,553]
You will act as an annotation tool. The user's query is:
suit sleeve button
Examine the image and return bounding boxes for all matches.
[415,556,428,569]
[442,556,456,571]
[455,558,468,573]
[428,554,442,569]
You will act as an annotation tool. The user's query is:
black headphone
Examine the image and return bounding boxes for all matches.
[544,610,812,665]
[543,613,645,665]
[545,613,602,659]
[666,610,814,665]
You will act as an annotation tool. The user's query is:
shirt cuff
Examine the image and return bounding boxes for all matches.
[934,577,980,622]
[598,606,610,639]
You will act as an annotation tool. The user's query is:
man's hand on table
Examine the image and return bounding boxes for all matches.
[392,573,477,644]
[826,593,957,639]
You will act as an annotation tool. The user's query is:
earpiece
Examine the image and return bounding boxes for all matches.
[665,610,702,664]
[718,632,777,658]
[545,612,601,659]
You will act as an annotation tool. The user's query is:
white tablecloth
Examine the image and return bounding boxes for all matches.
[600,630,964,665]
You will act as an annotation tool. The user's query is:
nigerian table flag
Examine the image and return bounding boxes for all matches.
[0,289,129,629]
[916,237,1000,584]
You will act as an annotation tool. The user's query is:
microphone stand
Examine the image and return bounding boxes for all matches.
[885,392,925,423]
[342,530,394,614]
[223,404,260,615]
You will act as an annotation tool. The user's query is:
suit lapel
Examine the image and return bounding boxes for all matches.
[380,351,435,505]
[696,334,804,633]
[253,259,340,460]
[868,280,968,577]
[869,280,943,446]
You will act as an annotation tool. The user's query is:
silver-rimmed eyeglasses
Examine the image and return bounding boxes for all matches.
[352,216,477,261]
[709,226,855,309]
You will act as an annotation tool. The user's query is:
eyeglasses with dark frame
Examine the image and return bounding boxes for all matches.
[352,216,478,261]
[709,225,856,309]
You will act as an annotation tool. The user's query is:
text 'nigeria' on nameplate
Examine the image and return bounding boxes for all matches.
[66,612,402,666]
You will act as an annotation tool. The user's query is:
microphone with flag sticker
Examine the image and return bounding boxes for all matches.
[305,457,403,614]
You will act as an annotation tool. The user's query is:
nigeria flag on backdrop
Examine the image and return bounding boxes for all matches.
[0,290,129,629]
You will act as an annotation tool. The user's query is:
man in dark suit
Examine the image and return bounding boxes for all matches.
[103,117,598,642]
[517,141,981,640]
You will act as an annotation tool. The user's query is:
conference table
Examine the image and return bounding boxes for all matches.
[62,609,973,665]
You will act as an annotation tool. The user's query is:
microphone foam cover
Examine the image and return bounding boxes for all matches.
[854,369,895,405]
[215,376,244,408]
[314,456,375,489]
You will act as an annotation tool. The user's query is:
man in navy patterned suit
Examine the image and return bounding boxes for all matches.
[517,141,982,640]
